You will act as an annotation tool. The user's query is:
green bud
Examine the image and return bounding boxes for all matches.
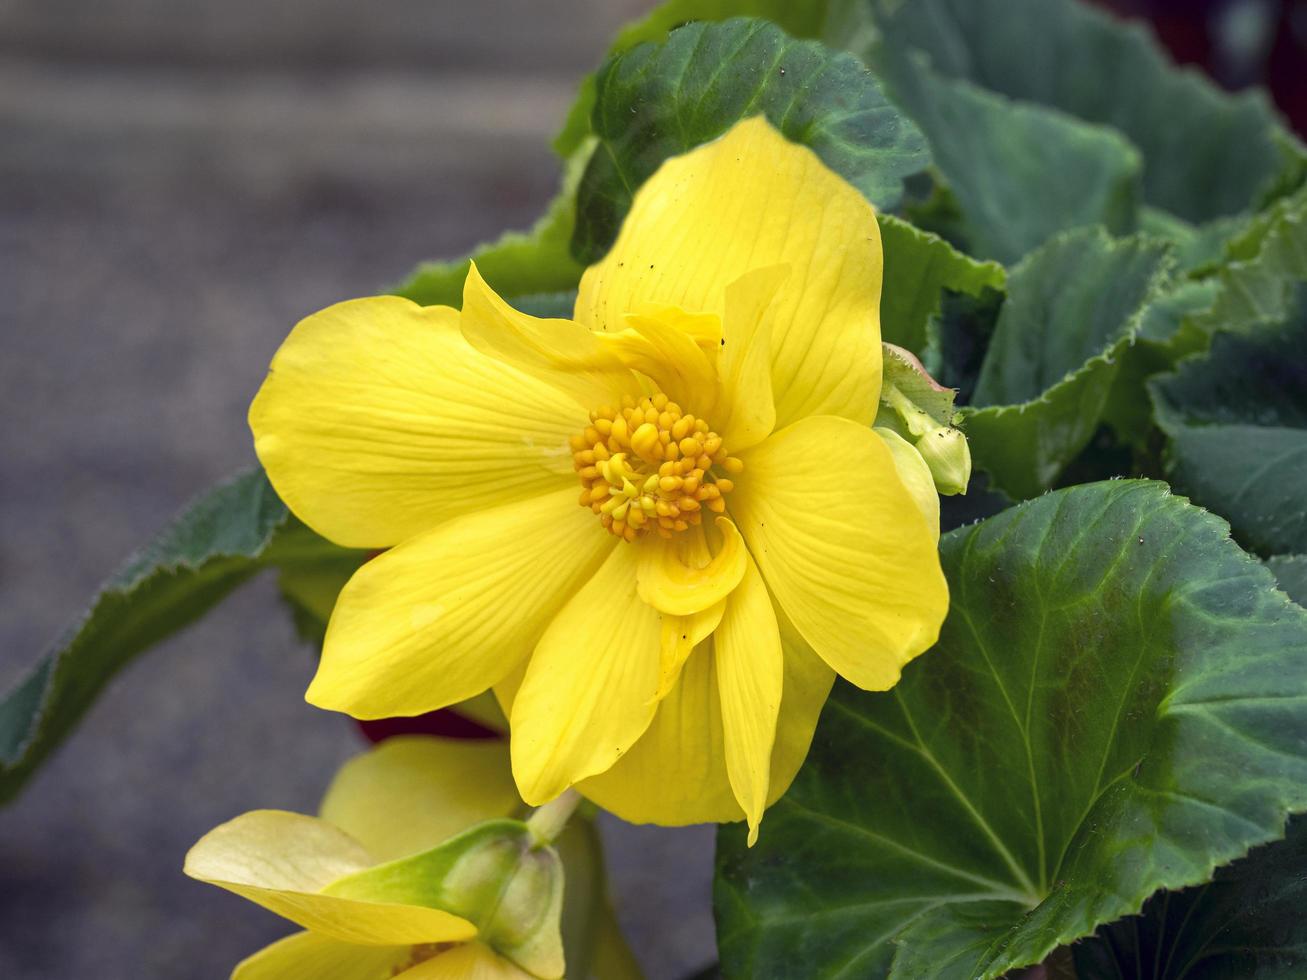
[915,426,971,496]
[325,819,565,979]
[875,343,972,496]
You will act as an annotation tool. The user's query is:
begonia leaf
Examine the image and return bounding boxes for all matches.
[715,480,1307,979]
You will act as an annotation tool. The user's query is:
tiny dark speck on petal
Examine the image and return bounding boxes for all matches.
[649,264,655,269]
[720,338,726,346]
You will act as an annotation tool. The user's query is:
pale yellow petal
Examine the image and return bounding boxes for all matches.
[398,943,534,980]
[232,932,412,980]
[654,600,725,702]
[605,308,719,414]
[715,554,783,846]
[575,116,883,429]
[461,263,640,410]
[874,427,941,541]
[510,544,662,805]
[319,737,520,863]
[184,811,476,946]
[575,608,833,828]
[250,296,581,549]
[715,266,786,452]
[635,517,747,616]
[731,416,948,691]
[308,489,615,719]
[578,642,741,826]
[768,605,836,809]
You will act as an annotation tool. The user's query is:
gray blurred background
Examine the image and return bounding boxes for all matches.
[0,2,725,977]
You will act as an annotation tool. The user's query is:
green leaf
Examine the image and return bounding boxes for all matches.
[571,17,930,264]
[392,143,591,307]
[1151,315,1307,558]
[1268,555,1307,607]
[869,0,1288,223]
[868,47,1141,264]
[1184,188,1307,341]
[962,228,1172,499]
[878,214,1005,355]
[1071,815,1307,978]
[715,480,1307,979]
[553,0,869,157]
[0,469,288,803]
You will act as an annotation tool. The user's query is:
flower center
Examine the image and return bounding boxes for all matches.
[570,392,743,541]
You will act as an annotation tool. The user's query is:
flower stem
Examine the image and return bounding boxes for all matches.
[526,788,583,847]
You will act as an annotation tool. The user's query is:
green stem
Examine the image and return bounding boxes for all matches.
[526,788,583,847]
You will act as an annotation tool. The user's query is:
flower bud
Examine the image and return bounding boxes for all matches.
[915,426,972,497]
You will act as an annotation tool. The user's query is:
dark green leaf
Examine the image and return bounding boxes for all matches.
[867,47,1141,264]
[716,481,1307,979]
[1072,815,1307,979]
[553,0,869,157]
[571,17,929,264]
[1151,315,1307,558]
[0,470,287,803]
[962,228,1172,499]
[1184,189,1307,341]
[1268,556,1307,607]
[869,0,1289,223]
[878,214,1005,355]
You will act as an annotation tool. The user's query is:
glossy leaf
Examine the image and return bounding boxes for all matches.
[1151,315,1307,558]
[878,214,1005,355]
[0,469,360,804]
[1268,555,1307,607]
[868,46,1141,264]
[571,17,929,264]
[1184,189,1307,341]
[962,228,1172,499]
[715,480,1307,979]
[1072,816,1307,979]
[553,0,868,157]
[869,0,1290,223]
[0,470,284,802]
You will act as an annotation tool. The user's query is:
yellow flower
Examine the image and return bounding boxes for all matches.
[251,117,949,843]
[185,737,628,980]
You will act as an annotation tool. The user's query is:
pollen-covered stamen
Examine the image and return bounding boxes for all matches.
[570,392,743,541]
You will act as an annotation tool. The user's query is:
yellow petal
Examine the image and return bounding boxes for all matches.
[578,641,741,825]
[308,488,615,719]
[606,307,719,413]
[509,543,662,805]
[636,517,747,616]
[460,263,640,410]
[319,737,520,864]
[232,932,413,980]
[398,943,535,980]
[874,427,941,541]
[184,811,476,946]
[715,266,786,452]
[768,605,836,810]
[575,116,883,429]
[250,296,582,549]
[731,416,948,691]
[577,611,834,828]
[715,555,783,846]
[654,600,725,702]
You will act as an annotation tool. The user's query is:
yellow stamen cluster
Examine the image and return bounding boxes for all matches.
[570,393,743,541]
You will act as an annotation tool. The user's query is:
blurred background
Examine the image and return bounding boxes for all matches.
[0,1,1303,978]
